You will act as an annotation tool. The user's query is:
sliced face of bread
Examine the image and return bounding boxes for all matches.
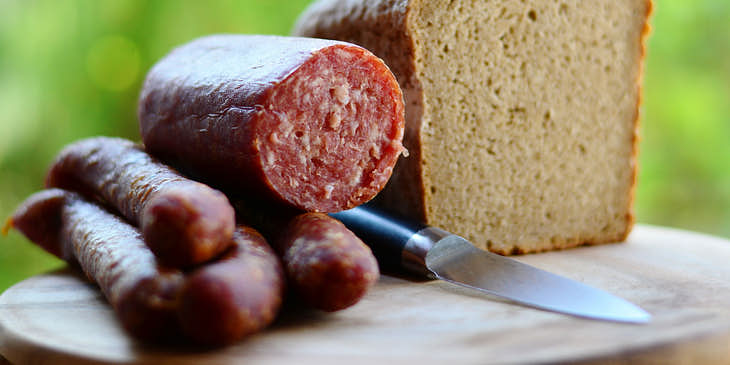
[294,0,652,254]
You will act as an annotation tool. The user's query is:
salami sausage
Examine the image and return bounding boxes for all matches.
[8,189,284,345]
[8,189,184,342]
[138,35,406,213]
[179,226,285,345]
[234,199,378,312]
[45,137,235,268]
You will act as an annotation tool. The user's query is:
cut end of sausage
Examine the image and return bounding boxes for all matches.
[255,44,405,213]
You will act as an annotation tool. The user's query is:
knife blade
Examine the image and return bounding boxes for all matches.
[330,205,651,324]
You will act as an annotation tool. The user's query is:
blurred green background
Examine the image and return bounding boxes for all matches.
[0,1,728,293]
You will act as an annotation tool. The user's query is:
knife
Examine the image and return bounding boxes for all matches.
[330,205,651,324]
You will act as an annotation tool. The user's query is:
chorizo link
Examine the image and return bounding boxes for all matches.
[179,226,285,345]
[45,137,235,268]
[277,213,379,312]
[138,35,406,213]
[235,199,378,312]
[8,189,285,345]
[8,189,184,342]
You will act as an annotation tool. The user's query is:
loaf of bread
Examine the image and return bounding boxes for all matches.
[294,0,652,254]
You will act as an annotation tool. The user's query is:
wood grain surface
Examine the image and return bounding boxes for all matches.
[1,224,729,365]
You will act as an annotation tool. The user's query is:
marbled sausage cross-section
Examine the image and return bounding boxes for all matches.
[139,35,405,212]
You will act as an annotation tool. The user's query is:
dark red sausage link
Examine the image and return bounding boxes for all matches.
[179,226,285,345]
[234,198,379,312]
[139,35,405,213]
[8,190,285,345]
[8,189,184,342]
[45,137,235,268]
[277,213,379,311]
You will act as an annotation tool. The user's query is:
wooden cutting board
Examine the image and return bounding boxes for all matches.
[1,224,729,365]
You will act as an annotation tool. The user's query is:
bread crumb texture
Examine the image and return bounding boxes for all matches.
[295,0,652,254]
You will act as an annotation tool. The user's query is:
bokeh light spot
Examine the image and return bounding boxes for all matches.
[86,35,140,92]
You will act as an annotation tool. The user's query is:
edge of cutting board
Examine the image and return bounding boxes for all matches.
[1,224,730,365]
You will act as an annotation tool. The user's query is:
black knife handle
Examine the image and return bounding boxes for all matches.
[330,204,428,271]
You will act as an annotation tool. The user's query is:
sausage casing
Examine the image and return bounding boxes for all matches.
[8,189,184,341]
[179,226,285,345]
[8,189,284,345]
[234,198,379,312]
[45,137,235,268]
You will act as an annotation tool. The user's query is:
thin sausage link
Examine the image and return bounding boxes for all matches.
[277,213,379,311]
[234,198,379,311]
[9,189,184,341]
[9,189,284,345]
[45,136,235,268]
[179,226,285,345]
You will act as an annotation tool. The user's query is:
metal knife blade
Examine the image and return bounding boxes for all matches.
[330,205,651,324]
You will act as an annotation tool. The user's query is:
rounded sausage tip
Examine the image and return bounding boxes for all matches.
[142,185,235,268]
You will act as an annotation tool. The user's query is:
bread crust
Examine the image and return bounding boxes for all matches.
[619,0,654,244]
